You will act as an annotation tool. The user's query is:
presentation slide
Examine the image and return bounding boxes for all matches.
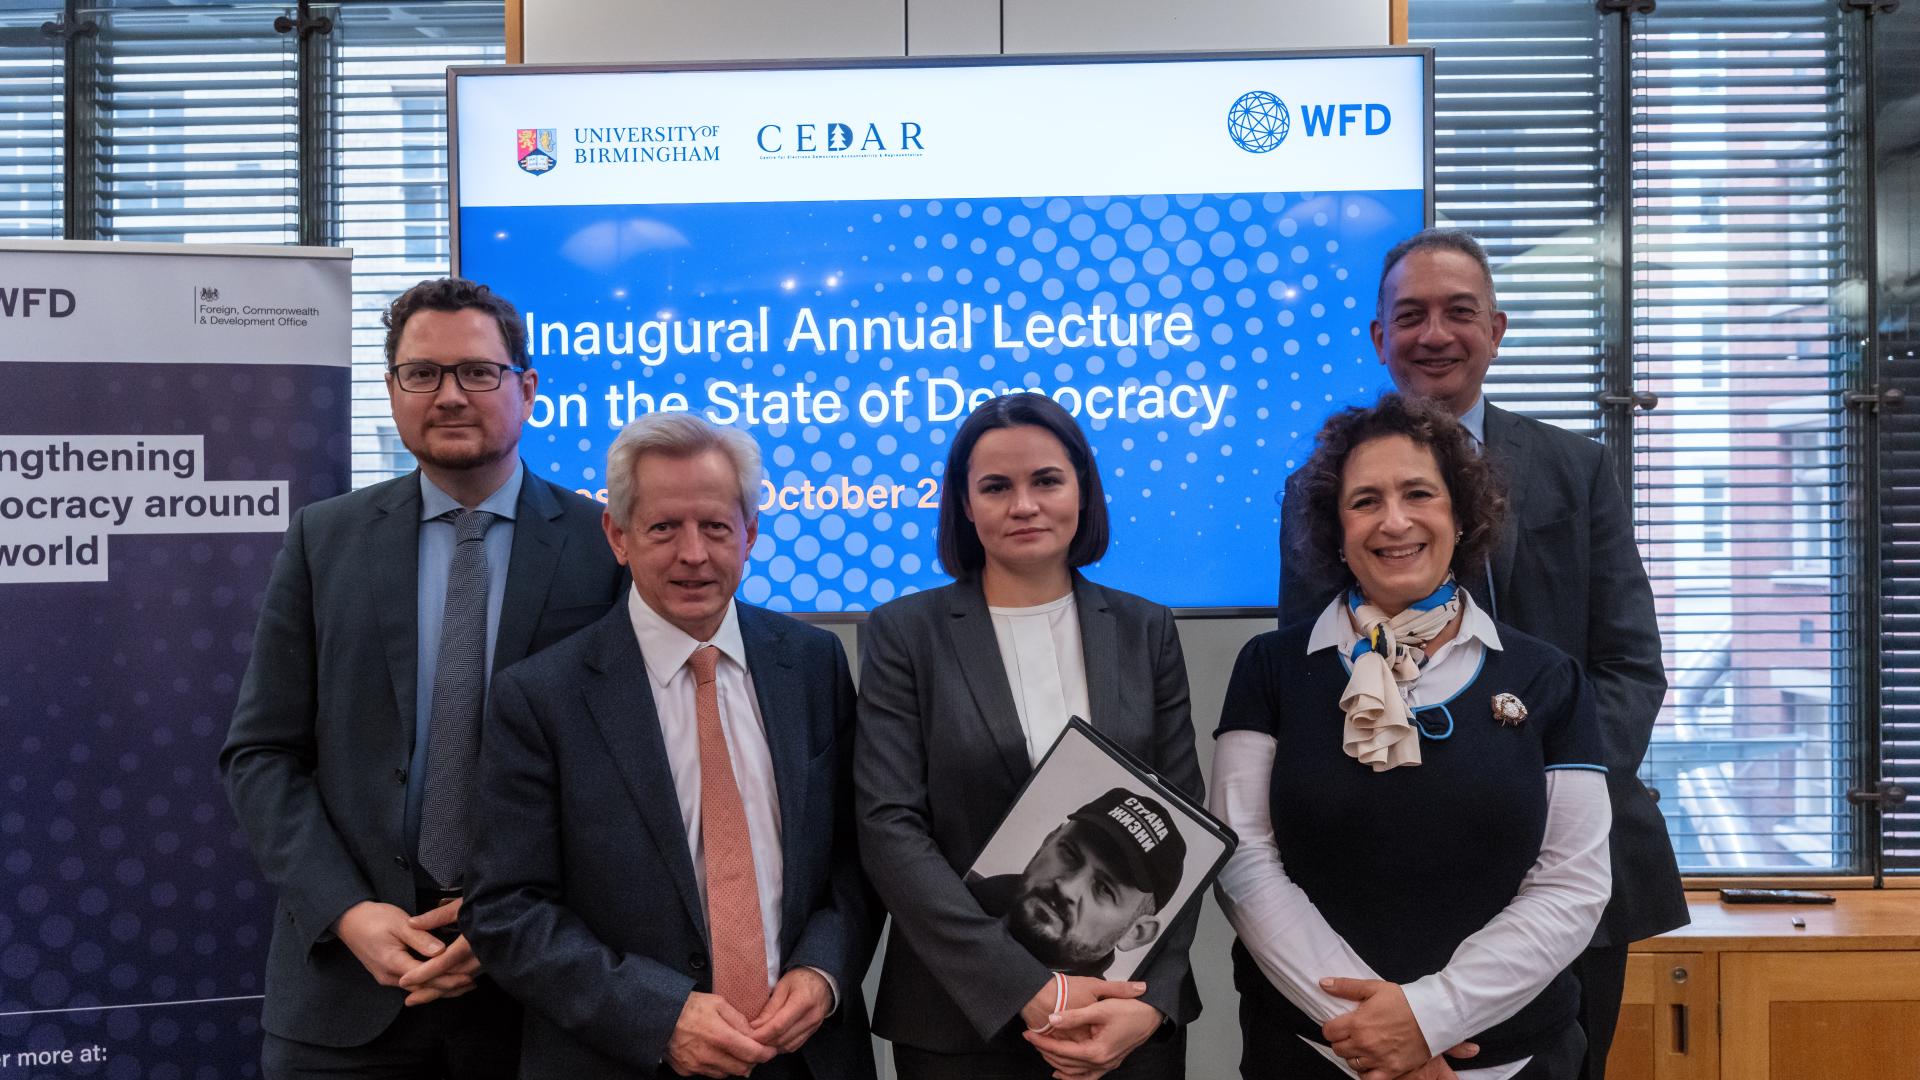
[452,52,1429,611]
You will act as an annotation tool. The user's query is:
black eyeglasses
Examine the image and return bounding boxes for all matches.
[388,361,526,393]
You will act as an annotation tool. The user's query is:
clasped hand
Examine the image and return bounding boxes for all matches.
[1320,977,1480,1080]
[334,899,481,1007]
[1019,976,1164,1080]
[666,968,833,1078]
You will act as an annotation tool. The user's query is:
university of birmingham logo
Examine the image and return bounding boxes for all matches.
[517,129,558,175]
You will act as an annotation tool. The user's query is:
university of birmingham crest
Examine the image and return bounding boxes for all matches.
[517,128,557,175]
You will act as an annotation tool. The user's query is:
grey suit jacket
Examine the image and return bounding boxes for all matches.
[220,468,625,1047]
[1279,403,1688,946]
[463,602,879,1080]
[854,574,1205,1054]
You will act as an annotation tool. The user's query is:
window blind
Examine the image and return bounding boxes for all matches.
[1871,6,1920,878]
[325,1,504,487]
[1628,0,1854,871]
[85,1,296,243]
[1879,328,1920,872]
[1410,0,1609,434]
[1414,0,1860,872]
[0,6,62,237]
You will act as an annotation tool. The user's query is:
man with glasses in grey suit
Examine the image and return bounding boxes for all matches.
[222,278,625,1078]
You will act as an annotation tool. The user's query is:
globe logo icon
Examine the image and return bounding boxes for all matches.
[1227,91,1290,153]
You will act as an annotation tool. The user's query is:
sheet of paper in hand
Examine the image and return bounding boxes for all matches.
[964,718,1237,981]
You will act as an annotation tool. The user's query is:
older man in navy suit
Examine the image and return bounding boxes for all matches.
[464,412,878,1080]
[1279,229,1687,1080]
[222,278,625,1078]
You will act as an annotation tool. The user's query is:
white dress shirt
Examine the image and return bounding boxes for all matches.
[988,592,1092,764]
[1211,591,1612,1080]
[626,589,793,995]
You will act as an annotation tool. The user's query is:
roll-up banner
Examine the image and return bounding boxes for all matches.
[0,240,351,1078]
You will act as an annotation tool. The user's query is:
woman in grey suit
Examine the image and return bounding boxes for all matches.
[855,395,1202,1080]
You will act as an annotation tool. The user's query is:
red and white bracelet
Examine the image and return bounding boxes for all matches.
[1028,971,1068,1034]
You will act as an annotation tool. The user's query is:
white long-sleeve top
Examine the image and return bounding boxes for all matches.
[1210,593,1611,1078]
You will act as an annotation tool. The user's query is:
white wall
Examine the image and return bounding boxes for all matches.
[523,0,1390,63]
[523,0,905,64]
[522,3,1389,1075]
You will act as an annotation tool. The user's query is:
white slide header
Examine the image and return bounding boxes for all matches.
[0,241,352,367]
[454,53,1427,208]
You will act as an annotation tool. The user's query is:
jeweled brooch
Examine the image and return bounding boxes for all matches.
[1492,692,1528,726]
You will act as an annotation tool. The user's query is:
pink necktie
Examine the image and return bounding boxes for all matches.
[689,645,771,1019]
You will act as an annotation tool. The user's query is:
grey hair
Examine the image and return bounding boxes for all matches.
[605,412,763,525]
[1376,227,1499,316]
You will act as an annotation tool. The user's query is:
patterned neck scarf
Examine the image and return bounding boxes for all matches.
[1338,577,1462,772]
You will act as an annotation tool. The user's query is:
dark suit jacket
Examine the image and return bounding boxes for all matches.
[1279,403,1687,946]
[220,468,625,1048]
[463,602,879,1080]
[854,574,1204,1053]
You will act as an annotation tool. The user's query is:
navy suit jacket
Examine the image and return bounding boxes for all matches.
[464,601,879,1080]
[1279,403,1687,946]
[220,468,625,1047]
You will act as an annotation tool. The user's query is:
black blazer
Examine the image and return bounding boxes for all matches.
[463,602,880,1080]
[1279,403,1687,946]
[854,574,1205,1054]
[220,468,625,1047]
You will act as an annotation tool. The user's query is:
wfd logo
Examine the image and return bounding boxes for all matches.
[1227,91,1290,153]
[1227,90,1396,154]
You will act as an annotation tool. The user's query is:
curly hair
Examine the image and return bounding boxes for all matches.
[381,277,529,370]
[1289,392,1507,593]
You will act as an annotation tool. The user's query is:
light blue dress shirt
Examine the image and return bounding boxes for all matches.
[404,462,524,867]
[1460,394,1488,447]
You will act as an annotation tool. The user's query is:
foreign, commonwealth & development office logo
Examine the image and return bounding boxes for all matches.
[517,128,558,175]
[1227,91,1290,153]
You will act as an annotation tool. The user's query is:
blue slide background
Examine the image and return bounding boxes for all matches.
[462,188,1418,610]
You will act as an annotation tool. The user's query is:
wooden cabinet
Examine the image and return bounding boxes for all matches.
[1720,951,1920,1080]
[1609,951,1717,1080]
[1608,890,1920,1080]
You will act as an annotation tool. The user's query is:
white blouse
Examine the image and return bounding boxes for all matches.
[988,592,1091,765]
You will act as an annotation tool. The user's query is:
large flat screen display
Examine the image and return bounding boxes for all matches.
[450,51,1430,613]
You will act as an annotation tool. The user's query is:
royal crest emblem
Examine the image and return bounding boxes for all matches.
[199,286,219,303]
[517,128,558,175]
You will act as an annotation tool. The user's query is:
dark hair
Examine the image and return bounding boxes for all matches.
[381,277,529,370]
[1289,392,1506,592]
[936,394,1110,580]
[1376,228,1498,316]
